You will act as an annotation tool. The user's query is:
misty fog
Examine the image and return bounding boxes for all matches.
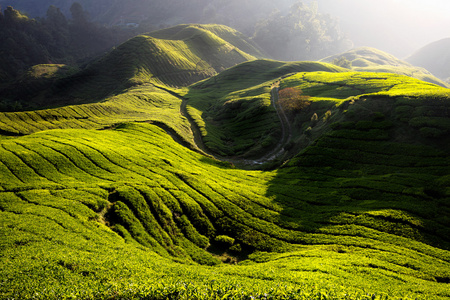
[317,0,450,58]
[1,0,448,65]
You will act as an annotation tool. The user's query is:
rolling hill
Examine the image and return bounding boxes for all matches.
[0,24,262,137]
[185,60,346,159]
[406,38,450,81]
[321,47,449,88]
[1,25,450,299]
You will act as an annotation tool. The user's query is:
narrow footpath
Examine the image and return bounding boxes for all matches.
[155,83,292,167]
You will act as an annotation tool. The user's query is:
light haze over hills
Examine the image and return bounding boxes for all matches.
[2,0,449,58]
[316,0,450,58]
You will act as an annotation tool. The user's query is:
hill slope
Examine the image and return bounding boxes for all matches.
[322,47,449,87]
[406,38,450,81]
[185,60,346,158]
[0,24,261,111]
[1,54,450,299]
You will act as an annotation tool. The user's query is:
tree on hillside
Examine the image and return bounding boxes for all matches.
[46,5,67,28]
[3,5,28,25]
[70,2,88,26]
[278,87,311,112]
[44,5,69,58]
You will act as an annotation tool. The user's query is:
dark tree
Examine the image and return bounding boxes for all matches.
[70,2,88,25]
[44,5,69,58]
[46,5,67,28]
[3,6,28,26]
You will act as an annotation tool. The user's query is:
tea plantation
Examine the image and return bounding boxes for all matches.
[0,26,449,299]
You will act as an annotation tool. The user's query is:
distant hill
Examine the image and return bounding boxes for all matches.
[0,24,262,111]
[406,38,450,81]
[322,47,449,87]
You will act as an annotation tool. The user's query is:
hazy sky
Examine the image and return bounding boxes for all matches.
[315,0,450,58]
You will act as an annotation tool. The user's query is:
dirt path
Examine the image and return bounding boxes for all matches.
[152,83,292,167]
[179,99,214,158]
[246,83,292,164]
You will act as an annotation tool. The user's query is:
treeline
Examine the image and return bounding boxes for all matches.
[98,0,352,61]
[0,0,352,76]
[0,3,137,81]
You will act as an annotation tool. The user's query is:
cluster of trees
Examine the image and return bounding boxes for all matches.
[0,0,291,29]
[0,3,137,81]
[253,1,352,60]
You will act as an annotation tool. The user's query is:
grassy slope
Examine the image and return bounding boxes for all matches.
[321,47,449,88]
[1,66,450,299]
[0,24,260,111]
[148,24,265,61]
[185,60,346,157]
[0,24,264,149]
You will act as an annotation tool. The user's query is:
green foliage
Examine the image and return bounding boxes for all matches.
[332,57,352,69]
[323,110,332,121]
[215,235,235,245]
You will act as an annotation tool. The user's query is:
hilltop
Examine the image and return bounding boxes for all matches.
[0,24,262,111]
[321,47,449,87]
[406,38,450,81]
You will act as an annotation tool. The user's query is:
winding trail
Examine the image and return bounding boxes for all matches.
[252,83,292,163]
[179,99,213,158]
[154,83,292,167]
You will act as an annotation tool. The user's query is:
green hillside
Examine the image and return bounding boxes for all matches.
[1,53,450,299]
[0,24,261,112]
[406,38,450,81]
[185,60,346,159]
[322,47,449,88]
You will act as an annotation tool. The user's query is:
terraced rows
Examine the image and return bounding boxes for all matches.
[1,58,450,298]
[1,116,449,298]
[281,71,450,101]
[1,120,449,262]
[0,84,195,150]
[100,28,256,88]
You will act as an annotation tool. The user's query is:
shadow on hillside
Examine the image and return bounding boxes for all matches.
[0,65,132,111]
[263,161,450,252]
[184,61,306,158]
